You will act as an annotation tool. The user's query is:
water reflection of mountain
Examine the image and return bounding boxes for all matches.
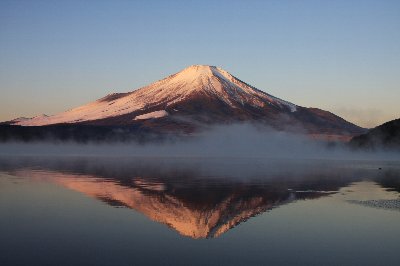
[1,157,399,238]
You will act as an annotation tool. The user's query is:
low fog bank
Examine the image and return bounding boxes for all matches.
[0,124,399,161]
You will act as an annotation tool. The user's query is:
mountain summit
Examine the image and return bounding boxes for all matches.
[8,65,364,138]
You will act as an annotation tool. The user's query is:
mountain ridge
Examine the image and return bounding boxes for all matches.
[3,65,365,139]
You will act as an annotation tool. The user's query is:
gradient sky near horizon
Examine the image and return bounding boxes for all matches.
[1,0,399,128]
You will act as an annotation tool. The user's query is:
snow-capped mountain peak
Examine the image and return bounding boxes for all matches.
[6,64,364,139]
[14,65,297,126]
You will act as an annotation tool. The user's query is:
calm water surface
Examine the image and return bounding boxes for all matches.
[0,156,399,266]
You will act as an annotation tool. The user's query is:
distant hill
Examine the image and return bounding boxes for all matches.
[350,118,400,150]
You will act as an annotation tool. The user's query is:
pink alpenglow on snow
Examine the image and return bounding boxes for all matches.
[14,65,296,126]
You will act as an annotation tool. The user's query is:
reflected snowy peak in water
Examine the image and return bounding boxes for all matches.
[1,156,399,239]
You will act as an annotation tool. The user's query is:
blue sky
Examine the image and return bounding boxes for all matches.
[1,0,399,127]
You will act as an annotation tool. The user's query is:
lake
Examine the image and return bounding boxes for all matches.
[1,156,399,266]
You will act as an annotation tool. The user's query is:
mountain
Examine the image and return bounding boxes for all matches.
[3,65,365,139]
[350,118,400,150]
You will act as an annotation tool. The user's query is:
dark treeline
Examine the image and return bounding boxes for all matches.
[1,120,400,153]
[350,118,400,150]
[0,124,177,143]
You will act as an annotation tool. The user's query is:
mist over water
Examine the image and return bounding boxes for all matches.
[0,124,398,161]
[1,150,400,266]
[1,125,399,266]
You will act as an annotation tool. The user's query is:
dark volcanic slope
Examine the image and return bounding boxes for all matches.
[350,118,400,149]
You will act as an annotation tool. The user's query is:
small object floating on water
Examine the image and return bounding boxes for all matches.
[378,167,382,170]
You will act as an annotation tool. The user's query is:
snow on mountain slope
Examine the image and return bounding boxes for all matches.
[134,110,169,120]
[15,65,297,126]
